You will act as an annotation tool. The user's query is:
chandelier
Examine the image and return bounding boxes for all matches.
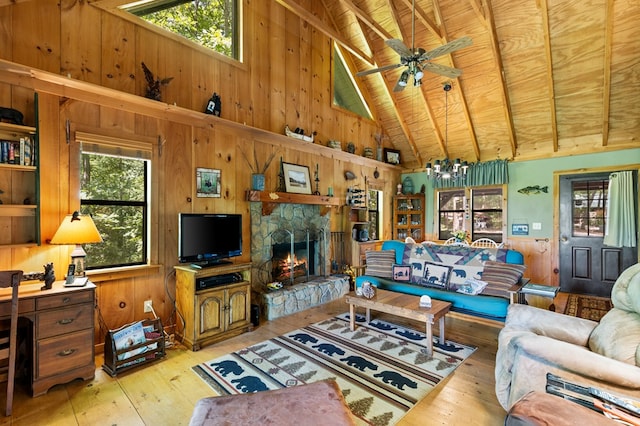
[425,82,469,182]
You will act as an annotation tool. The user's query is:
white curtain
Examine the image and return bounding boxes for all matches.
[604,171,637,247]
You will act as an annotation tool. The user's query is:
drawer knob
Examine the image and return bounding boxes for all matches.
[62,297,71,304]
[58,349,76,357]
[58,318,75,325]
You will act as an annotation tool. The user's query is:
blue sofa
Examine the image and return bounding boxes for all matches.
[355,240,525,322]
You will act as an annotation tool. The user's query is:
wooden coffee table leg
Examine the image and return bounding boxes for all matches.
[349,303,355,331]
[438,315,446,345]
[365,307,371,323]
[425,318,433,358]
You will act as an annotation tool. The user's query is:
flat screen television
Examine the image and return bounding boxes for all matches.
[178,213,242,266]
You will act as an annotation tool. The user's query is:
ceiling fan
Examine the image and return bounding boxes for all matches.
[356,0,472,92]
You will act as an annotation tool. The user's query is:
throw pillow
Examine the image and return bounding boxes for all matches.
[411,261,452,289]
[588,308,640,365]
[392,264,411,282]
[364,250,396,279]
[480,261,526,298]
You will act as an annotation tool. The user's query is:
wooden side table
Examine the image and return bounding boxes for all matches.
[518,283,560,311]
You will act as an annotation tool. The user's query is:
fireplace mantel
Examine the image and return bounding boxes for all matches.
[246,190,341,216]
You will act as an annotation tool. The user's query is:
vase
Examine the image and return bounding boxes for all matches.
[252,173,265,191]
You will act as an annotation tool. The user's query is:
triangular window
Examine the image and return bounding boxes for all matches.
[333,44,372,120]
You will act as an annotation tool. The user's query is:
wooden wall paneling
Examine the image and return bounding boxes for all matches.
[99,104,136,135]
[157,38,193,109]
[249,0,270,132]
[11,0,60,73]
[269,3,287,133]
[191,51,219,115]
[297,1,312,136]
[101,13,136,94]
[60,0,102,84]
[284,7,302,131]
[0,5,11,61]
[507,238,554,286]
[96,278,136,339]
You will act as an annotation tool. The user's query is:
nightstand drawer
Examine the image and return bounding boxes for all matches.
[36,290,94,310]
[35,328,94,379]
[36,303,94,339]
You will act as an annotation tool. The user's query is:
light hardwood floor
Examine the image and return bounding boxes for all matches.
[1,294,570,425]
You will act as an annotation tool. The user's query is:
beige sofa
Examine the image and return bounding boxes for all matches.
[495,262,640,410]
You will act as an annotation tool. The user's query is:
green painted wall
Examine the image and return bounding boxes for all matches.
[400,148,640,239]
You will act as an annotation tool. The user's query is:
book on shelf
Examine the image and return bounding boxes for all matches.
[521,283,559,297]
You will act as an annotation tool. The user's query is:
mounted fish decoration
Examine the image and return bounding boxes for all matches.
[518,185,548,195]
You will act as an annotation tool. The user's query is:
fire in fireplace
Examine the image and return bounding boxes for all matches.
[272,240,316,283]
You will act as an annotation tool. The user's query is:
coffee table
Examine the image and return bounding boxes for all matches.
[345,289,452,358]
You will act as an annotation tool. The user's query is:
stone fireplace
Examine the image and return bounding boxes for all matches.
[249,202,329,291]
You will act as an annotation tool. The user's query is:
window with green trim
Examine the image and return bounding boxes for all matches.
[333,44,372,119]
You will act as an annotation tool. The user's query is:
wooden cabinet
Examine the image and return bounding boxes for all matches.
[175,263,252,351]
[0,117,39,247]
[0,281,96,396]
[393,194,425,241]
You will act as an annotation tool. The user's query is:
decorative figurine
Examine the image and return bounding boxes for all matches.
[205,92,221,116]
[141,62,173,101]
[41,262,55,290]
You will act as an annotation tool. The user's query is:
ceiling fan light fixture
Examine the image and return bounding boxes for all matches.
[398,70,409,86]
[414,69,424,80]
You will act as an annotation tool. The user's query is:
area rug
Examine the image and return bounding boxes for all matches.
[192,313,476,426]
[564,293,613,321]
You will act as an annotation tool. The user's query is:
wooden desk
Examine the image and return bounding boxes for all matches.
[0,281,95,396]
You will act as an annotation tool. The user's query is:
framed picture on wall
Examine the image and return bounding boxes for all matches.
[282,162,312,194]
[384,148,401,165]
[196,168,221,197]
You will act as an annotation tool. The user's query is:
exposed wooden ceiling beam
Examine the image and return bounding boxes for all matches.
[601,0,614,146]
[539,0,559,152]
[484,0,517,158]
[468,0,486,23]
[274,0,375,67]
[398,0,442,39]
[432,0,480,161]
[340,0,394,41]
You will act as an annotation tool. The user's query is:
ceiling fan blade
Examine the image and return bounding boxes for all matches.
[385,39,413,58]
[356,63,403,77]
[422,62,463,78]
[419,36,473,61]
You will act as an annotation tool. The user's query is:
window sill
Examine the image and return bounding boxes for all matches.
[86,264,162,283]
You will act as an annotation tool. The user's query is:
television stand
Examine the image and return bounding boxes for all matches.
[174,262,252,351]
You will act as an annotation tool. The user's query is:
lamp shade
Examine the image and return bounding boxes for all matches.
[50,211,103,245]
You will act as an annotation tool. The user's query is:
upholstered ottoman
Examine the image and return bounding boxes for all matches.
[189,380,357,425]
[506,392,618,425]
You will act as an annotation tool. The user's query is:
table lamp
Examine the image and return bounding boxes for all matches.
[50,211,103,276]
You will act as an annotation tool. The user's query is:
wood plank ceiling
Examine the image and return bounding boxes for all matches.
[278,0,640,169]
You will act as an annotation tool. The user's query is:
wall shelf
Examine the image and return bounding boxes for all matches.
[245,190,341,216]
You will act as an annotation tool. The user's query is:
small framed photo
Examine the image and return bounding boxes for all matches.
[196,168,221,198]
[384,148,401,165]
[283,162,312,194]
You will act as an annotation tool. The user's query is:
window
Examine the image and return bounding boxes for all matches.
[122,0,240,60]
[333,44,372,119]
[76,132,151,269]
[572,179,608,237]
[437,186,505,242]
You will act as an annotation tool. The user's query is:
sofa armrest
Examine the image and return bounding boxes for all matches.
[504,303,597,346]
[513,333,640,388]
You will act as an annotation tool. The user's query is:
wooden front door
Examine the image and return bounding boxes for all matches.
[559,172,637,297]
